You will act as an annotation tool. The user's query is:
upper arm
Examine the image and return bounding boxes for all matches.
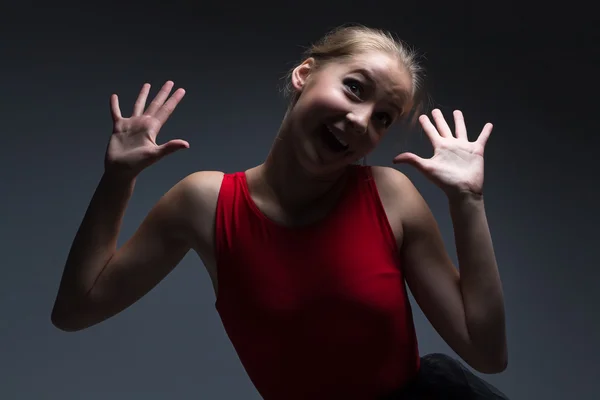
[373,167,477,365]
[83,171,223,327]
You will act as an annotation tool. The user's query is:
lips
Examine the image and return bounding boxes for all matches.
[319,124,349,154]
[326,125,348,148]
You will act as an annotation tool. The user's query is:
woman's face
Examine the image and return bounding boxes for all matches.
[287,50,413,175]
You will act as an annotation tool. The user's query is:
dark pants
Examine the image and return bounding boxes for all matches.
[382,353,509,399]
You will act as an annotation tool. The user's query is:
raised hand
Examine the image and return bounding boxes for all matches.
[393,109,493,197]
[104,81,188,179]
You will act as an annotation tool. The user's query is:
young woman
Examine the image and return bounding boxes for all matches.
[51,25,509,399]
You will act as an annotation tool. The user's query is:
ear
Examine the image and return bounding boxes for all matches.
[291,57,315,92]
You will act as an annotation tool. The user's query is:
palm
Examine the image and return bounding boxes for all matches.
[394,109,492,196]
[109,115,163,158]
[105,81,188,176]
[427,140,485,194]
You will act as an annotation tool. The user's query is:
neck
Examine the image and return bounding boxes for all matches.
[254,117,350,213]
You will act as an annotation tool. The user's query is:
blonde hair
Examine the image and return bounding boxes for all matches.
[282,24,427,126]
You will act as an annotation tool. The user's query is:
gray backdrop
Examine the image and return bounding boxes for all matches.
[1,1,597,399]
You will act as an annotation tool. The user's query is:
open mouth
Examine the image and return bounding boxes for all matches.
[320,125,349,153]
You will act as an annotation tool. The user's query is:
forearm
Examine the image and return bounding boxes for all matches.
[449,192,507,368]
[53,173,136,308]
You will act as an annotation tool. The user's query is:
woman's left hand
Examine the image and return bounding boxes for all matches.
[393,109,493,198]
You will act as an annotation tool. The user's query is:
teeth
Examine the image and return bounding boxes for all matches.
[327,126,348,147]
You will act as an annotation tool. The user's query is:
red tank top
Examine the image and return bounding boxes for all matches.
[214,165,420,399]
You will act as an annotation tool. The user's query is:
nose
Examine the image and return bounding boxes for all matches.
[346,109,370,135]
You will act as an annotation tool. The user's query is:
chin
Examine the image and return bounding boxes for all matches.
[300,145,361,177]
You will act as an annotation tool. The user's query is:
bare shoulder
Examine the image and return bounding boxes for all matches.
[159,171,224,223]
[369,166,432,245]
[173,170,225,209]
[370,165,415,198]
[370,166,427,215]
[165,170,224,258]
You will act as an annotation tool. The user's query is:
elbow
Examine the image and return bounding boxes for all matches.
[494,351,509,373]
[472,350,508,374]
[475,358,507,374]
[52,321,82,333]
[51,310,81,332]
[51,303,89,332]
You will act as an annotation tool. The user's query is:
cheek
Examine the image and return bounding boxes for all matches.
[322,90,350,111]
[303,86,349,114]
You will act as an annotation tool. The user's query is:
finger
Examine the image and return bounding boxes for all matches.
[418,114,442,145]
[392,152,427,170]
[431,109,453,138]
[154,139,190,159]
[476,123,493,147]
[133,83,151,116]
[145,80,175,116]
[453,110,468,140]
[154,88,186,125]
[110,94,122,122]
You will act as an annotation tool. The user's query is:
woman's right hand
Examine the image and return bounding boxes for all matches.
[104,81,189,179]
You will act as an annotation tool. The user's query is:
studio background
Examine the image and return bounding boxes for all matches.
[1,1,597,399]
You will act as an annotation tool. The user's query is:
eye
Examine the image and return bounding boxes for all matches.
[375,112,393,128]
[344,78,363,98]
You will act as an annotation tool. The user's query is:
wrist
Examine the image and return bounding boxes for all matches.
[447,188,483,203]
[101,168,137,190]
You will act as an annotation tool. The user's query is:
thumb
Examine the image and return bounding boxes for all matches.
[154,139,190,159]
[392,152,426,169]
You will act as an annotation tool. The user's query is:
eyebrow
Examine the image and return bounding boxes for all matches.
[351,67,377,84]
[349,67,407,115]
